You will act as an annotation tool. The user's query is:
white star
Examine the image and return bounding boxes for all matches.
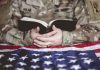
[4,64,13,68]
[15,68,25,70]
[44,55,52,59]
[44,61,52,65]
[69,59,77,63]
[20,55,28,60]
[58,68,66,70]
[83,59,93,64]
[55,54,62,56]
[99,58,100,60]
[11,54,18,56]
[8,57,16,62]
[0,54,4,59]
[32,53,40,56]
[31,65,40,69]
[79,53,87,55]
[67,56,76,58]
[18,62,27,66]
[57,58,65,61]
[81,58,88,60]
[44,68,52,70]
[57,64,66,68]
[31,58,40,63]
[71,65,81,70]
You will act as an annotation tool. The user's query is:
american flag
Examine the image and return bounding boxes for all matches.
[0,41,100,70]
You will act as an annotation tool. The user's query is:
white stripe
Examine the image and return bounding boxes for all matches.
[0,44,100,52]
[21,44,100,52]
[0,49,18,52]
[95,53,100,57]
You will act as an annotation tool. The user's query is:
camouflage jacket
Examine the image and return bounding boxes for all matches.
[0,0,100,46]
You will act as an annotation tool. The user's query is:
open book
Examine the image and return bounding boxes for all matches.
[18,17,77,34]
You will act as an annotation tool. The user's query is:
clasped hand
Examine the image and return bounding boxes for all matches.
[30,25,63,48]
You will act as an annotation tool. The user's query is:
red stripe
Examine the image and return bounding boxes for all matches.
[0,41,100,49]
[96,56,100,58]
[0,41,100,58]
[73,41,100,48]
[0,45,20,49]
[49,41,100,48]
[48,41,100,48]
[95,49,100,53]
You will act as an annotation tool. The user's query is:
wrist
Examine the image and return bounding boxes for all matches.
[62,31,73,46]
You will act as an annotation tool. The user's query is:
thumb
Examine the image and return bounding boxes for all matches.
[36,26,40,33]
[52,25,58,31]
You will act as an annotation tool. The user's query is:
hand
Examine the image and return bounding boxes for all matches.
[30,27,42,41]
[34,25,63,47]
[31,27,50,48]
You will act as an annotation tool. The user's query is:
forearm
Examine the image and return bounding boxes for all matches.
[23,30,33,46]
[62,24,100,45]
[62,30,87,45]
[1,28,33,46]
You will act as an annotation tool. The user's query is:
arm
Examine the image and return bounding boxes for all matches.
[1,0,22,31]
[62,0,100,45]
[0,0,11,43]
[33,0,100,47]
[0,0,24,45]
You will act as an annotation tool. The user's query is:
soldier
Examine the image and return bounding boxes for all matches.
[0,0,100,47]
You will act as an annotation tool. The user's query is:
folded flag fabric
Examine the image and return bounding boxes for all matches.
[0,41,100,70]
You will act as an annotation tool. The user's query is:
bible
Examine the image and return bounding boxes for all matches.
[18,17,77,34]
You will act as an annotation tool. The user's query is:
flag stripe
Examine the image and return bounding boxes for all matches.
[0,44,100,51]
[94,49,100,53]
[0,42,100,70]
[0,41,100,58]
[0,41,100,49]
[95,53,100,58]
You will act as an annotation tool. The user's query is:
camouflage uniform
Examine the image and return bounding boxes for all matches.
[0,0,100,46]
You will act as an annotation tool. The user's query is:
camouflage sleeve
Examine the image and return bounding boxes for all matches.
[0,0,12,43]
[0,0,32,46]
[0,0,22,33]
[10,0,22,18]
[62,0,100,45]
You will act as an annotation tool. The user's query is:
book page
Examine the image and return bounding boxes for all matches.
[21,17,48,28]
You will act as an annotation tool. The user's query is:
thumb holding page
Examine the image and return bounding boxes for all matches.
[36,26,40,33]
[42,25,58,37]
[30,26,42,41]
[52,25,59,31]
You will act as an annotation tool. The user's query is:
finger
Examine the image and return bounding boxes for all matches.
[36,26,40,33]
[31,28,37,33]
[31,26,40,33]
[36,37,52,42]
[34,43,47,48]
[42,30,57,37]
[30,33,41,40]
[34,39,52,46]
[30,28,41,40]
